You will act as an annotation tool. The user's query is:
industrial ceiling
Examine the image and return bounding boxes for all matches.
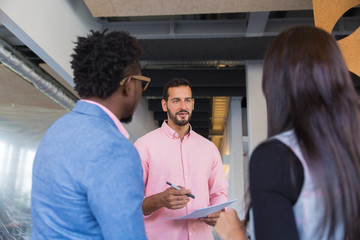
[0,1,359,148]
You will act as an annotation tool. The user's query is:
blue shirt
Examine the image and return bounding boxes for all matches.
[31,101,147,239]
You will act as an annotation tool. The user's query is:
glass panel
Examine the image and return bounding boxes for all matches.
[0,104,67,239]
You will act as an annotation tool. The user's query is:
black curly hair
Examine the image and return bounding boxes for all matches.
[71,30,142,98]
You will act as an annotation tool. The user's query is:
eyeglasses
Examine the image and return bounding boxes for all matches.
[120,75,151,91]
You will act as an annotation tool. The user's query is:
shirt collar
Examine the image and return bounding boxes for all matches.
[81,99,130,139]
[160,120,192,139]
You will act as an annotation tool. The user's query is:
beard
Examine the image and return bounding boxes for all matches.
[120,115,133,124]
[120,82,140,124]
[120,102,135,124]
[167,108,192,126]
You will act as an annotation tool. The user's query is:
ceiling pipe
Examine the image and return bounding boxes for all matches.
[0,38,78,111]
[140,60,245,69]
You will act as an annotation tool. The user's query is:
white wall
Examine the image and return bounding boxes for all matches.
[0,0,101,85]
[0,0,157,139]
[125,97,158,142]
[228,97,246,216]
[246,60,267,155]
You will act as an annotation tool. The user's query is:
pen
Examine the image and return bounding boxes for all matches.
[166,181,195,199]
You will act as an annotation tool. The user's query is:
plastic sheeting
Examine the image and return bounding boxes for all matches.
[0,104,67,239]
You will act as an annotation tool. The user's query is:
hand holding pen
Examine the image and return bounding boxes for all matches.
[158,182,194,210]
[166,181,195,199]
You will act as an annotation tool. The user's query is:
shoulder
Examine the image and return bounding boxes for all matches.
[190,130,216,147]
[251,139,300,168]
[188,131,221,160]
[134,127,162,148]
[250,139,304,201]
[43,109,122,146]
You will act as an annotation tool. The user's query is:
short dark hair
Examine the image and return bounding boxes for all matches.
[71,30,141,98]
[163,78,192,101]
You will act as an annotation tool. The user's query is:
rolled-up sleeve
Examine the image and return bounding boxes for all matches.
[208,143,229,206]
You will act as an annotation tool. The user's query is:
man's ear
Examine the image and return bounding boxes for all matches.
[161,99,167,112]
[121,77,133,96]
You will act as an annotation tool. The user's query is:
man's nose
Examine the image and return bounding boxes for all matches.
[180,100,186,109]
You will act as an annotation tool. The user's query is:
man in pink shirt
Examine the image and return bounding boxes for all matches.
[134,78,229,240]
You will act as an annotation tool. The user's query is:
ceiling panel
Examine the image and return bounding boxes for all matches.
[0,64,64,109]
[84,0,313,17]
[138,37,274,61]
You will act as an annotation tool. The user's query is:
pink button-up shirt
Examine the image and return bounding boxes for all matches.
[134,121,228,240]
[81,99,130,139]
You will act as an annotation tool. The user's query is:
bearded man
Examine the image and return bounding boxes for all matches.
[134,78,228,240]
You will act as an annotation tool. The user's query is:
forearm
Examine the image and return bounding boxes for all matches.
[209,148,229,205]
[210,192,228,206]
[142,193,163,216]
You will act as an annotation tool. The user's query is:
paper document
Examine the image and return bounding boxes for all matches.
[167,198,237,220]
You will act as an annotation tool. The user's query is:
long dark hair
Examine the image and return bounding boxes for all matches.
[262,26,360,239]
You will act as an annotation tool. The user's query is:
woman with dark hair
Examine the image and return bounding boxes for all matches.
[215,25,360,240]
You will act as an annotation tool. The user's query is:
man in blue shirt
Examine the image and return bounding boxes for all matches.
[31,30,150,239]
